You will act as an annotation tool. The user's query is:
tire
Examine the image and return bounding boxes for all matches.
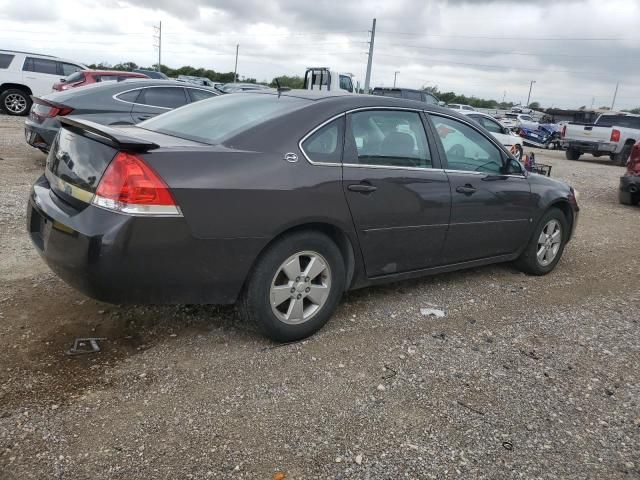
[0,88,32,116]
[515,208,569,276]
[565,148,581,161]
[613,144,632,167]
[241,231,346,342]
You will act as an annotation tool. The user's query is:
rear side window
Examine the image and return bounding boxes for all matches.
[116,89,141,103]
[347,110,432,168]
[187,88,217,102]
[97,75,119,83]
[424,93,439,105]
[139,94,308,144]
[597,115,640,129]
[301,117,345,164]
[23,57,58,74]
[138,87,187,108]
[0,53,14,69]
[405,91,422,101]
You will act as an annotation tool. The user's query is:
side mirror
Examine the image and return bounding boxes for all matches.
[59,78,66,83]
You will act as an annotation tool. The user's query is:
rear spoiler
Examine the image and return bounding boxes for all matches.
[59,117,160,152]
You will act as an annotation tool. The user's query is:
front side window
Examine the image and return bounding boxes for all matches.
[339,75,353,93]
[24,57,57,75]
[0,53,14,69]
[138,87,187,109]
[347,110,431,168]
[431,115,503,173]
[301,117,344,164]
[64,71,84,83]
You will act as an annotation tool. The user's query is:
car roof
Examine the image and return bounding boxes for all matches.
[82,70,148,76]
[0,49,86,66]
[372,87,425,93]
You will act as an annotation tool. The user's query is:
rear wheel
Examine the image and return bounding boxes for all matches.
[565,148,581,161]
[613,144,633,166]
[0,88,32,116]
[515,208,569,275]
[241,231,345,342]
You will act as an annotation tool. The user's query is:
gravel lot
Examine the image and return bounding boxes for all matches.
[0,113,638,479]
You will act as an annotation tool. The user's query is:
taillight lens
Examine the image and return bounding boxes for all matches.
[611,129,621,142]
[93,152,181,216]
[31,98,73,119]
[561,125,567,138]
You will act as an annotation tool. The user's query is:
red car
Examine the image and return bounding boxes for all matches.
[619,140,640,205]
[52,70,149,91]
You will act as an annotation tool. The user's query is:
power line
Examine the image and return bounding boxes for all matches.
[376,31,629,41]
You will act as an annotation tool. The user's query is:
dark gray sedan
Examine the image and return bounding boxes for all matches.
[27,91,579,341]
[24,79,218,152]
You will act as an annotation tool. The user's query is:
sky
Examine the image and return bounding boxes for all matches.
[1,0,639,110]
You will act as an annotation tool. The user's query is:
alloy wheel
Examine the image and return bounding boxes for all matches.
[536,219,562,267]
[4,93,27,114]
[270,251,332,325]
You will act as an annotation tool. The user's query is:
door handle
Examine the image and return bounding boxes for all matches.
[348,183,378,193]
[456,184,476,195]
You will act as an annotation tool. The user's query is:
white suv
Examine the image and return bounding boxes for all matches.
[0,50,87,116]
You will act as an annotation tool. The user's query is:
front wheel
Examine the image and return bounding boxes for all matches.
[0,88,32,116]
[515,208,569,275]
[241,231,346,342]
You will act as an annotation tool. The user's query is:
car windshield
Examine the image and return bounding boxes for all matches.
[139,93,309,144]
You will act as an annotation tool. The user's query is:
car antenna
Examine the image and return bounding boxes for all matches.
[274,78,290,96]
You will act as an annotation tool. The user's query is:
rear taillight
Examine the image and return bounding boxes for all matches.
[611,129,621,142]
[93,152,181,216]
[561,125,566,138]
[31,98,73,119]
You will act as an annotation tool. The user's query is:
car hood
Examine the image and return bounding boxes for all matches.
[527,170,572,193]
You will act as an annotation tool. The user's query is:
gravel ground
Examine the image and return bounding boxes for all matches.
[0,113,638,479]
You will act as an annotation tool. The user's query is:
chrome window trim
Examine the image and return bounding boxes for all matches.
[112,85,213,110]
[445,169,526,179]
[299,107,437,171]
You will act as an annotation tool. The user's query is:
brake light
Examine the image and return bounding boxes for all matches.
[561,125,567,138]
[611,129,621,142]
[93,152,181,216]
[31,98,73,119]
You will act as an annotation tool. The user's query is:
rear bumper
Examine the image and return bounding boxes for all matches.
[27,175,267,304]
[562,140,617,154]
[619,175,640,205]
[24,118,59,152]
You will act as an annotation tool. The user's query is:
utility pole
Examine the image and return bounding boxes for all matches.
[502,91,506,103]
[611,82,619,111]
[233,44,239,83]
[591,97,595,109]
[153,21,162,72]
[393,71,399,88]
[364,18,376,93]
[526,80,536,107]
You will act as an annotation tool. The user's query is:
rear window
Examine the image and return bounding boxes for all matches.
[597,115,640,129]
[23,57,58,75]
[139,93,308,144]
[65,71,84,83]
[0,53,14,69]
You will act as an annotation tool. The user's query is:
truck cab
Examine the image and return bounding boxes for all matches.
[303,67,355,94]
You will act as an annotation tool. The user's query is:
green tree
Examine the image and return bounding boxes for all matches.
[528,102,540,109]
[270,75,304,89]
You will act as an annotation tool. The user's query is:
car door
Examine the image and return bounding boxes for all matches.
[342,109,451,277]
[22,57,60,96]
[130,86,189,122]
[428,113,533,263]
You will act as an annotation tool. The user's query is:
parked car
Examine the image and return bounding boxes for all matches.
[27,91,579,341]
[24,79,218,152]
[52,70,149,91]
[133,69,169,80]
[371,87,441,105]
[461,110,524,160]
[516,113,539,131]
[448,103,475,111]
[561,113,640,166]
[216,82,272,93]
[177,75,221,88]
[619,140,640,205]
[0,49,86,116]
[512,106,533,114]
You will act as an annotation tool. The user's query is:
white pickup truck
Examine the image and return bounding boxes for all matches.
[561,113,640,165]
[303,67,355,93]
